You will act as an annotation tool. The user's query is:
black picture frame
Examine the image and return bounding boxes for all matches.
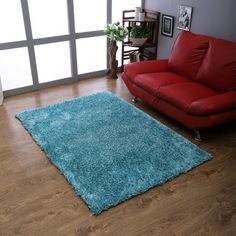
[161,15,174,37]
[177,5,193,31]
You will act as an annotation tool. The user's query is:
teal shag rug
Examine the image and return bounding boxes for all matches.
[16,92,211,215]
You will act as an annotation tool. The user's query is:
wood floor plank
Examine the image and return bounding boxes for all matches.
[0,76,235,236]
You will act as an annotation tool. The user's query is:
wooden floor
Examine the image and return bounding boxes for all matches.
[0,76,235,236]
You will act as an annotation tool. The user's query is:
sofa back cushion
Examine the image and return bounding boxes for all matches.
[168,32,209,80]
[196,38,236,92]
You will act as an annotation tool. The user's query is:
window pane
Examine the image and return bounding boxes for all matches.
[112,0,142,23]
[28,0,68,39]
[74,0,107,33]
[35,42,71,83]
[0,0,26,43]
[0,48,32,91]
[76,36,107,74]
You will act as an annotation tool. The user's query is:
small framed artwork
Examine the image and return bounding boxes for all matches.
[161,15,174,37]
[177,5,193,31]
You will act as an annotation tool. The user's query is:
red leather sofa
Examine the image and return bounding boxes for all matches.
[122,31,236,138]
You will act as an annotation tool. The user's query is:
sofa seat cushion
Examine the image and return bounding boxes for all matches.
[133,72,190,96]
[158,82,218,115]
[189,91,236,115]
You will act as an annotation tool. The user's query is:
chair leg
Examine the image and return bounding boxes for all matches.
[132,97,138,103]
[193,129,202,141]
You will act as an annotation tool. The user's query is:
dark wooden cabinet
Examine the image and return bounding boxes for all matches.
[121,9,160,69]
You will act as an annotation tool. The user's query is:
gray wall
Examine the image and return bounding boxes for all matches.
[145,0,236,59]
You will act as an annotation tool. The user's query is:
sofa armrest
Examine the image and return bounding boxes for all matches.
[190,91,236,115]
[124,59,168,79]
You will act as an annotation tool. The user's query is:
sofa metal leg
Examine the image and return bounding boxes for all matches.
[132,97,138,103]
[193,129,202,141]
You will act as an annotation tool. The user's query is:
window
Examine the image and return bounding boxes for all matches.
[0,0,143,94]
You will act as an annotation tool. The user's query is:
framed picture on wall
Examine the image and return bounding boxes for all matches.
[177,5,193,31]
[161,15,174,37]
